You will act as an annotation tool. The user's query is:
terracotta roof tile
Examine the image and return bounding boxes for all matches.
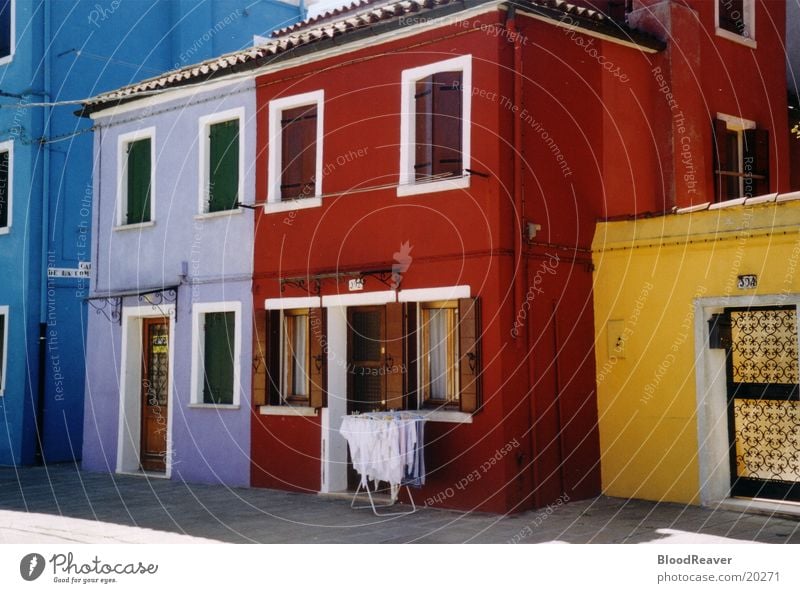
[82,0,656,114]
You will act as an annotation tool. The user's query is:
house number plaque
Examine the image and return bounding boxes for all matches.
[737,275,757,290]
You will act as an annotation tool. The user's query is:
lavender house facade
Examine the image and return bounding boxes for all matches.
[82,78,256,485]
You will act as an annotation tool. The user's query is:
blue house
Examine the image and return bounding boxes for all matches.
[0,0,300,466]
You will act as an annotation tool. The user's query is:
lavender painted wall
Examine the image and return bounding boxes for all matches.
[83,79,256,486]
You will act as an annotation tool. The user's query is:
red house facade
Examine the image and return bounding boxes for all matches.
[249,0,664,514]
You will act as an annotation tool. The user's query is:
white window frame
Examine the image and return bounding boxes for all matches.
[0,139,13,234]
[717,113,756,199]
[715,0,756,48]
[190,301,242,407]
[0,305,8,396]
[266,90,324,213]
[115,127,156,229]
[197,107,246,217]
[0,0,15,66]
[398,54,472,198]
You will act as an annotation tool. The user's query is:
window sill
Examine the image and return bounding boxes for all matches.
[259,405,318,417]
[194,208,244,220]
[715,28,757,49]
[114,221,155,232]
[0,55,13,67]
[421,410,473,424]
[0,227,9,235]
[263,197,322,214]
[396,176,470,197]
[188,403,240,410]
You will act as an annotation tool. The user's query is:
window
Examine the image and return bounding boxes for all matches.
[199,109,243,214]
[256,308,326,408]
[267,91,324,209]
[117,129,155,227]
[0,140,12,233]
[420,302,459,405]
[417,299,480,412]
[0,1,14,64]
[713,116,769,201]
[191,303,241,406]
[282,310,310,403]
[716,0,755,44]
[399,55,472,197]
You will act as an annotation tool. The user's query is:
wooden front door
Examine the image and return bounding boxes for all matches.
[140,317,169,472]
[347,306,386,414]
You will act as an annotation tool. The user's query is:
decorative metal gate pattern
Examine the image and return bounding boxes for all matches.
[726,307,800,501]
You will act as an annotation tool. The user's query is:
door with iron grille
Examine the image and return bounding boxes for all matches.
[724,306,800,501]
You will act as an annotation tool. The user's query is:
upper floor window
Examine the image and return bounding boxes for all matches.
[199,108,243,214]
[0,140,12,233]
[716,0,755,45]
[117,129,155,227]
[191,302,241,407]
[399,55,472,197]
[267,91,324,210]
[712,115,769,201]
[0,1,15,65]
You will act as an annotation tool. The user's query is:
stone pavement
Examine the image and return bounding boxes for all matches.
[0,464,799,544]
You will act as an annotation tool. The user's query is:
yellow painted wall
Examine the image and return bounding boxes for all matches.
[592,197,800,504]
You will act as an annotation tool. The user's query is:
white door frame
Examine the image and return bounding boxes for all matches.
[116,303,176,478]
[694,294,800,505]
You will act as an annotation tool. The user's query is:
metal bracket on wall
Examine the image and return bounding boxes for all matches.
[87,295,123,324]
[139,287,179,322]
[86,285,180,325]
[280,277,322,296]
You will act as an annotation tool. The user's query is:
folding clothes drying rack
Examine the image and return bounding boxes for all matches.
[341,411,425,517]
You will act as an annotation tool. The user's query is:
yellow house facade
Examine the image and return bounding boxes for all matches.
[593,193,800,507]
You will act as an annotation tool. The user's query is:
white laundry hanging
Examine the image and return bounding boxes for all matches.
[339,412,426,491]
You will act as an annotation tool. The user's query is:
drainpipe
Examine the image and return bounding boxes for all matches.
[506,5,539,508]
[36,2,52,464]
[507,5,524,333]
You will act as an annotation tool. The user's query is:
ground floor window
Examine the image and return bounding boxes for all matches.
[192,303,240,406]
[420,301,459,406]
[254,298,481,414]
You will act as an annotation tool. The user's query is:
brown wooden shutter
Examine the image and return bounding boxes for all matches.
[309,308,327,409]
[458,297,481,413]
[712,118,730,203]
[404,304,418,410]
[252,308,268,406]
[385,302,405,410]
[266,310,281,406]
[432,71,463,178]
[280,105,317,200]
[414,77,433,181]
[744,128,770,197]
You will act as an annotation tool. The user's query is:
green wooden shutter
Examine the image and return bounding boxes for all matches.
[209,120,239,212]
[203,311,235,404]
[126,138,151,224]
[0,150,8,228]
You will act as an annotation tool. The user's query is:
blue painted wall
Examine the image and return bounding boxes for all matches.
[0,0,299,466]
